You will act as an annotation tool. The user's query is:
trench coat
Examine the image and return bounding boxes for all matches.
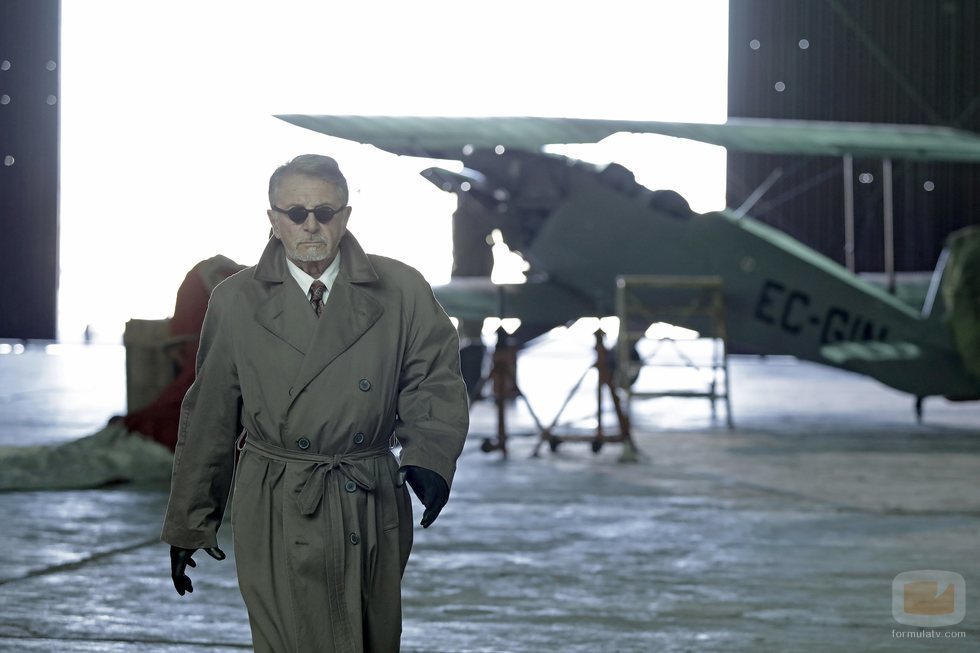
[161,232,470,653]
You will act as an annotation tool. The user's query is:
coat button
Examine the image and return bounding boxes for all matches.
[358,379,371,392]
[353,432,365,445]
[344,480,357,493]
[349,532,360,545]
[296,437,311,450]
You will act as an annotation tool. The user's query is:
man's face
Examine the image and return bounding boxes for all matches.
[267,173,351,266]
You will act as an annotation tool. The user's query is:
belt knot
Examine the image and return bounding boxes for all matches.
[242,436,390,516]
[296,454,378,516]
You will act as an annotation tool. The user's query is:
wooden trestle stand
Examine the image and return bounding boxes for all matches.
[533,328,637,462]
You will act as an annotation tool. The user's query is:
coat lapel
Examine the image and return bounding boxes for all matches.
[290,279,383,399]
[286,232,383,403]
[252,238,315,355]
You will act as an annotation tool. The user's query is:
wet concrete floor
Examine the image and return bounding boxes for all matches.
[0,336,978,652]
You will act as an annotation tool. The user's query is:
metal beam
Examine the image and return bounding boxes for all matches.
[734,167,783,218]
[842,155,855,273]
[825,0,943,124]
[882,158,895,293]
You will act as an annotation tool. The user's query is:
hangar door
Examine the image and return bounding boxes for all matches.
[0,0,60,340]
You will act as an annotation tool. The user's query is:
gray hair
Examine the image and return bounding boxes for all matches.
[268,154,349,206]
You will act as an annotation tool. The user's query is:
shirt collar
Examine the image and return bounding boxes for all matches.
[285,250,342,297]
[254,232,378,285]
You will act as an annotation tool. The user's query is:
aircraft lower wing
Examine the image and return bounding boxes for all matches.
[433,278,595,325]
[820,341,980,399]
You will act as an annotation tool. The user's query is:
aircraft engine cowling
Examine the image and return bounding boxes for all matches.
[941,225,980,381]
[648,189,694,218]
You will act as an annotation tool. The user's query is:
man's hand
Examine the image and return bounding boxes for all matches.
[396,466,449,528]
[170,545,226,596]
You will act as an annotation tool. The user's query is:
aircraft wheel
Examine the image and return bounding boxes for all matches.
[591,440,603,454]
[548,437,561,452]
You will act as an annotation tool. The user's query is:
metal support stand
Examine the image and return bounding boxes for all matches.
[533,329,636,461]
[616,275,734,429]
[478,327,545,459]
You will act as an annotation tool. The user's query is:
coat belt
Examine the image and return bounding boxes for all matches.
[243,436,392,516]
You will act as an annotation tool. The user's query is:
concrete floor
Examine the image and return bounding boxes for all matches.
[1,334,979,652]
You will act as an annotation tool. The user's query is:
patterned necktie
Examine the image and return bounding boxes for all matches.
[309,280,327,317]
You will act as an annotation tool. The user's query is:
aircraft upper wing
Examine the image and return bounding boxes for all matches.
[276,114,980,162]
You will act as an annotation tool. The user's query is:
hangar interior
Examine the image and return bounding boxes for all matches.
[1,1,979,651]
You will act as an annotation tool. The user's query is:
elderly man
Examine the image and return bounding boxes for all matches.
[162,154,469,652]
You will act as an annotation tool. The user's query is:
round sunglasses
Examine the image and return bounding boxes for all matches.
[271,205,347,224]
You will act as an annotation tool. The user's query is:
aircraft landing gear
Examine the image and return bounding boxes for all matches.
[915,396,924,423]
[459,341,487,402]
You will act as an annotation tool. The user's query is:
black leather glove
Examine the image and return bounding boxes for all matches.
[170,545,226,596]
[396,465,449,528]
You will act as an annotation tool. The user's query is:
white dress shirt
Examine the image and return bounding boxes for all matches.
[285,251,342,307]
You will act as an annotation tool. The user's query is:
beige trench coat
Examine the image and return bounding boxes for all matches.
[162,233,469,653]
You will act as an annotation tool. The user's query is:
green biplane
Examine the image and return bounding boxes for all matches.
[277,115,980,415]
